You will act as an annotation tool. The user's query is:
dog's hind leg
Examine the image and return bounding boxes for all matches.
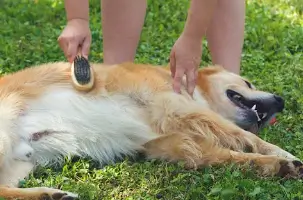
[0,160,34,187]
[0,186,78,200]
[0,161,77,199]
[0,161,78,200]
[143,133,303,178]
[149,92,298,160]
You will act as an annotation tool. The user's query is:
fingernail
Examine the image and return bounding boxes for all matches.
[173,89,181,94]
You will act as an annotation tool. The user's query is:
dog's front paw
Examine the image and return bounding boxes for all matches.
[12,141,34,161]
[41,190,78,200]
[273,148,298,160]
[276,160,303,179]
[30,187,78,200]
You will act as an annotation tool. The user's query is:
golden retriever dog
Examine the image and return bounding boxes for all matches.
[0,62,302,199]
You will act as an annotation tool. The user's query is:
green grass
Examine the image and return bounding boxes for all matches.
[1,0,303,199]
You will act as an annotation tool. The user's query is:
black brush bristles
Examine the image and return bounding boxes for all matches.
[73,55,91,85]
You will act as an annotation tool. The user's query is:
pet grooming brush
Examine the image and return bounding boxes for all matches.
[70,54,94,91]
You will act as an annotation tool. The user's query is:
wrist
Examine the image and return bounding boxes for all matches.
[182,0,217,41]
[67,17,89,23]
[181,26,205,42]
[64,0,89,21]
[181,26,204,44]
[67,18,89,25]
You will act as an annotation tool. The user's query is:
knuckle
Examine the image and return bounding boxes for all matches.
[57,36,65,43]
[189,78,197,84]
[67,51,74,57]
[187,75,195,82]
[68,35,77,42]
[61,34,77,42]
[174,76,183,82]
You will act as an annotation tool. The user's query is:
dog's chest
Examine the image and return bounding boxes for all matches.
[15,87,154,143]
[10,87,158,165]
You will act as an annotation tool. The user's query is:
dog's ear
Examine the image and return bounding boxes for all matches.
[199,65,225,75]
[195,65,224,98]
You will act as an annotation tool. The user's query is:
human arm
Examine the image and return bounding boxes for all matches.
[182,0,217,41]
[58,0,91,62]
[64,0,89,21]
[170,0,218,95]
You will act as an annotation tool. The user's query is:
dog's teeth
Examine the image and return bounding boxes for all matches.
[262,113,267,119]
[250,104,261,121]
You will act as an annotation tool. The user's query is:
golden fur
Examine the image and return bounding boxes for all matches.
[0,62,302,200]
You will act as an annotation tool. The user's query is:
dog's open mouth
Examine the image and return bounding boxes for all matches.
[226,89,269,129]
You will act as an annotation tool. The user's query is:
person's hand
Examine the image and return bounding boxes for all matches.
[58,19,91,63]
[169,34,202,96]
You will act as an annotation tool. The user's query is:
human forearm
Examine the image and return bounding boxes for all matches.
[182,0,218,41]
[64,0,89,21]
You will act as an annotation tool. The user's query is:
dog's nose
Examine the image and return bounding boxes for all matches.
[273,95,284,111]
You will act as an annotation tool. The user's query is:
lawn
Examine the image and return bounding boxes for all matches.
[1,0,303,199]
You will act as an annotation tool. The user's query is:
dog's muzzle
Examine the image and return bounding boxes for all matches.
[226,89,285,134]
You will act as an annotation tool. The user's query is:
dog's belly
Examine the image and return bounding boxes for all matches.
[14,87,158,166]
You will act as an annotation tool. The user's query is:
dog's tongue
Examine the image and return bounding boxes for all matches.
[250,117,277,134]
[269,117,277,125]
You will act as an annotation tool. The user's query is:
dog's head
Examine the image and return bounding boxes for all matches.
[196,66,284,134]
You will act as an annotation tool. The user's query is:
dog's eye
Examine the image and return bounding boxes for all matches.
[244,80,252,89]
[233,94,242,101]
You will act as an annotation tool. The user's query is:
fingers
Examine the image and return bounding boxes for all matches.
[170,51,176,78]
[173,67,197,96]
[66,40,80,63]
[185,69,197,96]
[57,36,68,59]
[58,37,90,62]
[170,51,196,95]
[58,35,79,63]
[172,67,185,94]
[81,35,92,60]
[58,34,91,63]
[171,50,183,94]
